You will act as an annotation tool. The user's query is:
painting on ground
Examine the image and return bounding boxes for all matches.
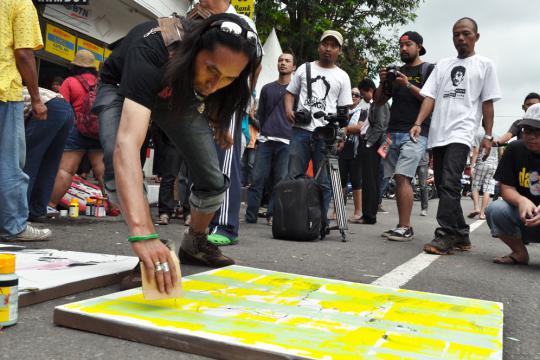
[54,265,503,360]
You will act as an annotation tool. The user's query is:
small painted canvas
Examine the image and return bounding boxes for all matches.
[54,265,503,359]
[0,244,138,306]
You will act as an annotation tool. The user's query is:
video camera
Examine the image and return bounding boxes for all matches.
[312,106,349,146]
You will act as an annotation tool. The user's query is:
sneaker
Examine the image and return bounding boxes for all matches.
[266,217,272,226]
[179,229,235,267]
[424,236,454,255]
[420,209,428,217]
[377,204,389,214]
[156,213,170,225]
[381,225,399,238]
[453,235,472,251]
[8,225,52,242]
[387,227,414,242]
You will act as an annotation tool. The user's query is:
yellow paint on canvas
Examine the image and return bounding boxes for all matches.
[60,266,502,359]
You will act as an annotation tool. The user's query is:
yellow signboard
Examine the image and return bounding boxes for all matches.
[45,23,76,61]
[231,0,254,18]
[76,38,104,69]
[103,48,112,62]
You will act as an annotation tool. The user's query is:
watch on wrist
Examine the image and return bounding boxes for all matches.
[406,82,412,89]
[483,134,493,140]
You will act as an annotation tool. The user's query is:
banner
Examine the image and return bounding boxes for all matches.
[44,23,76,61]
[76,38,104,68]
[231,0,254,18]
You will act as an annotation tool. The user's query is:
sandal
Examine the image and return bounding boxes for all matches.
[207,233,238,246]
[493,254,528,265]
[467,211,480,219]
[156,213,170,225]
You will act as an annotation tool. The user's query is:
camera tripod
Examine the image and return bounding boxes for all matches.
[313,133,348,242]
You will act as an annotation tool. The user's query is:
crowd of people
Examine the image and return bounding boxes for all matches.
[2,0,539,295]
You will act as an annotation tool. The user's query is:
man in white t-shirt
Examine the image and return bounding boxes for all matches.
[284,30,353,235]
[410,17,502,255]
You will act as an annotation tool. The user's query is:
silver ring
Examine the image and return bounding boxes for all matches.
[154,263,164,272]
[161,262,170,272]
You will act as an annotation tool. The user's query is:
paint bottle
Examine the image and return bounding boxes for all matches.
[0,254,18,327]
[95,197,106,218]
[85,197,95,216]
[69,198,79,218]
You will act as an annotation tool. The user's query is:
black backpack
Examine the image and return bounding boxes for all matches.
[272,177,321,241]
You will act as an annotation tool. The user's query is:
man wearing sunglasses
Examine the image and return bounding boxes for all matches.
[93,14,260,294]
[188,0,263,247]
[485,104,540,265]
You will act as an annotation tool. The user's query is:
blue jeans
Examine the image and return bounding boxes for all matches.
[0,101,28,238]
[246,140,289,222]
[383,132,427,179]
[24,98,74,218]
[288,127,331,224]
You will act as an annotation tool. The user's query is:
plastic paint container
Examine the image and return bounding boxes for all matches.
[69,198,79,218]
[0,254,18,327]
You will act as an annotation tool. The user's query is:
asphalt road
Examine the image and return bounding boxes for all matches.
[1,198,539,360]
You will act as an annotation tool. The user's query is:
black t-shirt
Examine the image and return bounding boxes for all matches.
[100,20,169,110]
[494,140,540,205]
[388,63,434,137]
[507,119,523,140]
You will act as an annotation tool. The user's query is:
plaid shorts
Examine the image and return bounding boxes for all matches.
[471,162,497,194]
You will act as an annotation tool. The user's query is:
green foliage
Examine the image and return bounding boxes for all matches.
[254,0,422,84]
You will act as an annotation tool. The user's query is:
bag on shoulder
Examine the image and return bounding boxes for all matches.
[74,75,99,139]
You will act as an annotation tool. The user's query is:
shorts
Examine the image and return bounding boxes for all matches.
[383,132,427,179]
[64,125,102,152]
[471,162,496,194]
[485,199,540,242]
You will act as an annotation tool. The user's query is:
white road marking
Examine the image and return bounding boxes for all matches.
[370,220,486,289]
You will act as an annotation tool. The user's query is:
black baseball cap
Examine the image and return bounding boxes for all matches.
[400,31,426,55]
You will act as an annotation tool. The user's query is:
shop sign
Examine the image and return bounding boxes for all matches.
[231,0,254,18]
[45,23,76,61]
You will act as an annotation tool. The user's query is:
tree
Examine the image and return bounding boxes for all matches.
[254,0,423,84]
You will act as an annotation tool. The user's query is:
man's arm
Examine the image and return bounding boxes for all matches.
[14,49,46,120]
[114,99,177,293]
[500,183,538,224]
[284,92,296,123]
[480,100,494,160]
[395,71,425,101]
[409,97,435,139]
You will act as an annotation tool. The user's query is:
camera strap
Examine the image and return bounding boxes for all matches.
[306,62,312,101]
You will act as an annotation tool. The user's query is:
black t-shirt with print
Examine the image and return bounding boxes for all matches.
[388,63,434,137]
[100,20,169,110]
[494,140,540,205]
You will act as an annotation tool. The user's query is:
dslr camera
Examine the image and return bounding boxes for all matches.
[383,65,399,96]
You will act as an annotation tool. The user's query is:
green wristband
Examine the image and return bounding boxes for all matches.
[127,233,159,242]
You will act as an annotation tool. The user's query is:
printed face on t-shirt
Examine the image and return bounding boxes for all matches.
[193,44,249,96]
[443,65,467,99]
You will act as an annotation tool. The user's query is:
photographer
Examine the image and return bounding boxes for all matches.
[375,31,434,242]
[284,30,352,231]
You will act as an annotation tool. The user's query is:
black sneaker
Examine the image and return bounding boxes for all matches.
[424,236,455,255]
[453,235,471,251]
[387,227,414,242]
[381,225,399,238]
[179,229,235,267]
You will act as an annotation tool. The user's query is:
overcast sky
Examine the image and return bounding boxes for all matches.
[392,0,540,136]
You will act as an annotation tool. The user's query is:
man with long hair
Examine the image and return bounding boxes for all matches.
[94,13,261,293]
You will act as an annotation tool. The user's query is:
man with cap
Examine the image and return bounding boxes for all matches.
[375,31,434,242]
[485,103,540,265]
[284,30,353,235]
[411,17,501,255]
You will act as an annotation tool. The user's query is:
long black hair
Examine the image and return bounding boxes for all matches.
[164,13,259,146]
